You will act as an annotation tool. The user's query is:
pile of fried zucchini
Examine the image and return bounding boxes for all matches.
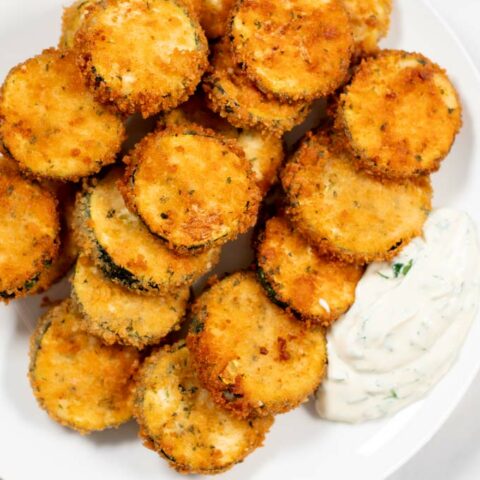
[0,0,462,474]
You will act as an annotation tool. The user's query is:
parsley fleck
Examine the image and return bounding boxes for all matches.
[393,259,413,278]
[402,259,413,275]
[392,263,403,277]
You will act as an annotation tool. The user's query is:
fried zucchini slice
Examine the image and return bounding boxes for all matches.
[71,255,189,348]
[161,93,238,137]
[281,131,432,264]
[187,272,327,418]
[33,185,79,294]
[339,50,462,178]
[59,0,98,50]
[121,127,260,252]
[237,130,283,194]
[75,0,208,117]
[183,0,203,19]
[343,0,392,58]
[203,40,311,137]
[199,0,235,38]
[0,152,18,172]
[257,216,363,325]
[76,168,220,294]
[230,0,354,101]
[135,341,273,474]
[162,95,284,194]
[0,48,125,180]
[29,299,140,434]
[183,0,235,38]
[0,163,59,301]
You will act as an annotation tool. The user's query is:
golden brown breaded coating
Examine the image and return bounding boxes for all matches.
[162,95,284,194]
[230,0,354,101]
[75,0,209,117]
[187,272,327,418]
[121,126,260,253]
[203,40,311,137]
[71,255,189,348]
[59,0,98,50]
[0,48,125,181]
[184,0,235,38]
[0,152,19,172]
[160,93,238,137]
[281,131,432,264]
[134,342,273,474]
[29,299,140,434]
[338,50,462,178]
[76,168,220,294]
[236,130,283,194]
[199,0,236,38]
[343,0,392,58]
[0,162,59,301]
[32,184,79,294]
[257,216,363,326]
[183,0,203,19]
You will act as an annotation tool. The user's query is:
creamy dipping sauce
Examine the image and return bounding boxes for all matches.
[316,208,480,423]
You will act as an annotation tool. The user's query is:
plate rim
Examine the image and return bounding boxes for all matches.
[1,1,480,479]
[381,0,480,477]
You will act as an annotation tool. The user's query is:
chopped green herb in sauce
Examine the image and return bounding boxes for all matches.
[377,259,413,279]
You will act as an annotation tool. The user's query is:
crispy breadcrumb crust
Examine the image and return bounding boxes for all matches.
[200,0,236,38]
[75,168,220,294]
[256,216,363,326]
[236,130,284,195]
[161,95,284,194]
[29,299,140,434]
[134,341,273,474]
[120,126,260,253]
[160,93,238,137]
[32,184,79,293]
[0,162,60,301]
[229,0,354,101]
[343,0,392,58]
[338,50,462,178]
[203,39,311,137]
[281,130,433,264]
[59,0,98,50]
[187,272,327,418]
[0,48,125,181]
[71,255,189,348]
[74,0,209,117]
[185,0,236,38]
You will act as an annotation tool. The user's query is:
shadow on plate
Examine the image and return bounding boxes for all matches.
[87,420,139,447]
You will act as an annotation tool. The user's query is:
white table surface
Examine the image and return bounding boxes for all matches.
[390,1,480,479]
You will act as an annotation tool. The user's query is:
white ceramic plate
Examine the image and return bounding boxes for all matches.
[1,1,480,479]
